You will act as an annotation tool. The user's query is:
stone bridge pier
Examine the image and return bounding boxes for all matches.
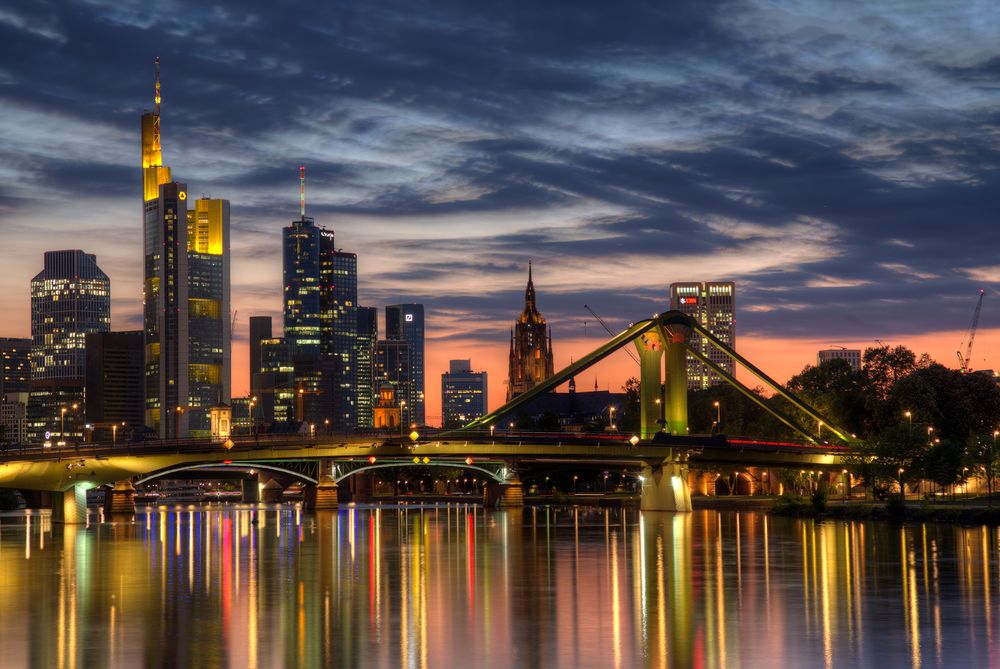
[51,484,89,524]
[640,450,693,513]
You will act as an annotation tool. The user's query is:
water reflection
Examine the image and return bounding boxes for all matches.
[1,507,999,668]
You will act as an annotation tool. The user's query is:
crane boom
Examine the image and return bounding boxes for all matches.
[584,305,640,364]
[957,289,985,373]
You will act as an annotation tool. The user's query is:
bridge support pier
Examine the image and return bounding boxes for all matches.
[640,452,692,512]
[262,479,284,504]
[106,480,136,517]
[498,473,524,508]
[51,484,88,524]
[242,477,261,503]
[313,476,339,511]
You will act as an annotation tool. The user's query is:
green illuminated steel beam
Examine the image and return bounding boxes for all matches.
[684,345,819,444]
[684,317,854,443]
[461,317,659,431]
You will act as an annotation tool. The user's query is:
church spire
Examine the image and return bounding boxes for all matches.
[523,261,540,318]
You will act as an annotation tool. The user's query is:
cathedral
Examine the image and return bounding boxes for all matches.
[507,264,555,401]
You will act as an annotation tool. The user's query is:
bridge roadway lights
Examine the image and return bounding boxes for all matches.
[640,451,693,513]
[106,480,137,517]
[51,483,88,524]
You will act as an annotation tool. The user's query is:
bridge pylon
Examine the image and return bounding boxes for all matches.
[640,450,692,512]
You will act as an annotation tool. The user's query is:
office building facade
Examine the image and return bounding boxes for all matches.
[818,348,862,371]
[386,304,424,425]
[85,331,144,440]
[0,338,31,398]
[28,250,111,442]
[441,359,488,427]
[669,282,735,390]
[356,307,377,428]
[282,212,358,430]
[375,340,412,426]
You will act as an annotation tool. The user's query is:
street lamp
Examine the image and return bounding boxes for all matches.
[573,475,578,494]
[904,410,912,432]
[609,405,616,431]
[112,423,118,448]
[400,400,407,439]
[817,420,824,439]
[898,468,905,501]
[60,406,68,442]
[489,424,495,439]
[175,406,185,439]
[713,401,721,426]
[842,469,849,502]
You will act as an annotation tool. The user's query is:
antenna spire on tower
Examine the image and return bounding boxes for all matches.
[154,56,161,115]
[299,165,306,218]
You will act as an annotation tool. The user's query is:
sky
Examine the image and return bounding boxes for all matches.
[1,0,999,425]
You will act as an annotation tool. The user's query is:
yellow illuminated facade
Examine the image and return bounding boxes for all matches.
[141,61,230,438]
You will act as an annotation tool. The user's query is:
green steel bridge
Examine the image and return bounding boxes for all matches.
[0,310,855,522]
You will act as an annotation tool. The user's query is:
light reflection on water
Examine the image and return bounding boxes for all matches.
[0,506,998,668]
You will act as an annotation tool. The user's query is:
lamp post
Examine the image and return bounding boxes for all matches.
[112,423,117,448]
[573,475,578,494]
[399,400,407,440]
[249,397,257,436]
[818,420,824,439]
[904,410,912,432]
[60,407,68,443]
[175,406,185,440]
[898,468,905,503]
[842,469,849,502]
[609,406,616,431]
[714,401,721,425]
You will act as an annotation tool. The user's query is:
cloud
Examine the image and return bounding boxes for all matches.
[0,0,999,419]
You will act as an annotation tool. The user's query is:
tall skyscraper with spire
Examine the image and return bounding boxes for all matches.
[279,167,358,430]
[141,59,230,438]
[506,264,555,401]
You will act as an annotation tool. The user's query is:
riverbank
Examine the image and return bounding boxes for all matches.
[755,494,1000,525]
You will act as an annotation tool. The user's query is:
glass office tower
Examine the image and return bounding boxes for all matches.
[385,304,424,425]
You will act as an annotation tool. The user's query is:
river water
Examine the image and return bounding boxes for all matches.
[0,504,997,668]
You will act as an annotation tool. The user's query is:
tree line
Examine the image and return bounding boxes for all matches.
[619,345,1000,497]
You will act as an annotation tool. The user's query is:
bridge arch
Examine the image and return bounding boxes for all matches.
[332,461,506,484]
[134,462,318,487]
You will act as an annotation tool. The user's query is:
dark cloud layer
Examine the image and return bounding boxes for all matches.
[1,0,999,355]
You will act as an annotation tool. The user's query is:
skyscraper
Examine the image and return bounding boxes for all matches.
[441,359,488,427]
[28,250,111,443]
[186,197,231,435]
[141,61,230,437]
[0,337,31,398]
[356,307,377,428]
[669,281,736,390]
[281,169,357,430]
[386,304,424,425]
[85,331,144,440]
[507,264,554,401]
[375,340,412,426]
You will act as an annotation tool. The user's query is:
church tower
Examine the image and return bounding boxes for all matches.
[506,263,555,400]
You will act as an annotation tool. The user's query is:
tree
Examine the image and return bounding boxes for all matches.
[786,358,868,435]
[862,345,927,401]
[846,426,928,506]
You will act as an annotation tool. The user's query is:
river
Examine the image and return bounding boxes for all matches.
[0,504,997,668]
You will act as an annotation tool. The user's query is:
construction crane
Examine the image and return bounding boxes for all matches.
[230,310,238,343]
[957,289,986,373]
[584,305,640,364]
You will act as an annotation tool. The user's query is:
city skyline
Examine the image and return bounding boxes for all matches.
[2,1,1000,423]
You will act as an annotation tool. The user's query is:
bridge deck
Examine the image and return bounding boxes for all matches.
[0,432,850,491]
